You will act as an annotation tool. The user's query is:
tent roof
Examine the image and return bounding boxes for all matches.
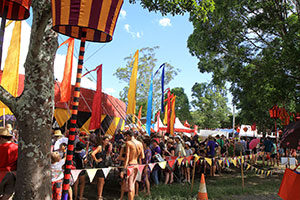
[0,72,126,118]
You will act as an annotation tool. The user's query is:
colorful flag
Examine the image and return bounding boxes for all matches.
[89,65,102,130]
[146,73,154,135]
[59,38,74,102]
[170,95,176,135]
[137,106,143,128]
[160,64,165,113]
[0,21,21,113]
[126,50,139,121]
[163,104,168,125]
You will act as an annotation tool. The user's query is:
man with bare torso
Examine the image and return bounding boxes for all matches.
[123,130,144,200]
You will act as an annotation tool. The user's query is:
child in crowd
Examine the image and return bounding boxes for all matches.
[51,152,65,200]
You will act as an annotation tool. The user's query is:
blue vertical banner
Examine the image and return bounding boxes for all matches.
[161,65,165,113]
[146,73,154,135]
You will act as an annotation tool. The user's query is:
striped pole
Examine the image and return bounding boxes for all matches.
[61,28,87,200]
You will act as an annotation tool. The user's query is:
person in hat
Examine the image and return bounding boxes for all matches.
[52,130,63,145]
[0,128,18,199]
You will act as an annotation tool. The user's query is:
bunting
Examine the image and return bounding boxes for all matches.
[177,157,184,166]
[70,170,82,184]
[58,38,74,102]
[126,50,139,121]
[86,169,98,182]
[102,167,111,179]
[205,158,212,166]
[158,161,167,169]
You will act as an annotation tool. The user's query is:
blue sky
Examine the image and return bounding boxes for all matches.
[55,2,212,104]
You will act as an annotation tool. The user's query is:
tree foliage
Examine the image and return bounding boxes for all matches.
[170,87,193,123]
[114,46,180,116]
[191,82,230,129]
[129,0,215,20]
[187,0,300,130]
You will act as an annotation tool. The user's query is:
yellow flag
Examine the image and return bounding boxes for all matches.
[267,171,271,176]
[177,157,184,166]
[126,50,139,121]
[205,158,212,166]
[218,159,223,166]
[261,170,264,175]
[194,155,200,163]
[231,158,237,167]
[163,104,168,124]
[0,21,21,114]
[246,164,251,171]
[158,161,167,169]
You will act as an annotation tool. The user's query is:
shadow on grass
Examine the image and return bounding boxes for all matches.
[83,169,283,200]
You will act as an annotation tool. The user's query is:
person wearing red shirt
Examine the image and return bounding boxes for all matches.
[0,128,18,182]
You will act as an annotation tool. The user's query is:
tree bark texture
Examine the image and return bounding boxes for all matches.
[0,0,58,199]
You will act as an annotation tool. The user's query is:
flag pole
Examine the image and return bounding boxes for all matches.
[61,28,87,200]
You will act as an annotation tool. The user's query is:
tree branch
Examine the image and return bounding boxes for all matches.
[0,85,17,111]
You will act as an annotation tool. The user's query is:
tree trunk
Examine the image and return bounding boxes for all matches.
[0,0,58,199]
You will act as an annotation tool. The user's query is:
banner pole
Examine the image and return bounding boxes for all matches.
[61,28,87,200]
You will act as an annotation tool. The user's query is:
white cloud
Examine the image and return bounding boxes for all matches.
[159,17,172,27]
[120,9,126,19]
[104,88,116,95]
[124,24,130,32]
[124,24,142,39]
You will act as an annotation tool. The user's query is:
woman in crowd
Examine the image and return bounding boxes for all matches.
[164,139,175,185]
[91,136,110,200]
[142,138,152,195]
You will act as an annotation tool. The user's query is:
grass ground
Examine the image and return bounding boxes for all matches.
[82,166,283,200]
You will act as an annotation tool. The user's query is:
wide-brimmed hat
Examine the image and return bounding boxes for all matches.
[0,128,12,137]
[53,130,63,137]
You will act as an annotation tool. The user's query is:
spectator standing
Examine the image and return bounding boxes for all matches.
[0,128,17,199]
[206,136,218,176]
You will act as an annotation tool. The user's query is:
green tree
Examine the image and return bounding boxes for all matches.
[170,87,193,123]
[0,1,57,199]
[191,82,230,129]
[129,0,215,19]
[114,47,180,117]
[187,0,300,130]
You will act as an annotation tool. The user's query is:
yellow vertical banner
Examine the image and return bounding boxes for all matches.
[163,104,168,124]
[126,50,139,122]
[170,96,176,136]
[0,21,22,114]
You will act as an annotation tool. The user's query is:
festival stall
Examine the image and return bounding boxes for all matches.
[239,125,258,137]
[198,129,229,139]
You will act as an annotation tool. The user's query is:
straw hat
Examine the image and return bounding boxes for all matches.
[53,130,63,137]
[0,128,12,137]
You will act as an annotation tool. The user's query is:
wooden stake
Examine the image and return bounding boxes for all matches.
[240,151,245,190]
[191,158,197,192]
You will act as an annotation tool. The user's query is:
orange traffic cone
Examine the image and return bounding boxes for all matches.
[197,173,208,200]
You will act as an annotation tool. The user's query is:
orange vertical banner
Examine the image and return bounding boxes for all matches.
[137,105,142,128]
[59,37,74,102]
[170,96,176,136]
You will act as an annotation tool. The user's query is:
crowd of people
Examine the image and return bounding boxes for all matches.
[0,124,298,200]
